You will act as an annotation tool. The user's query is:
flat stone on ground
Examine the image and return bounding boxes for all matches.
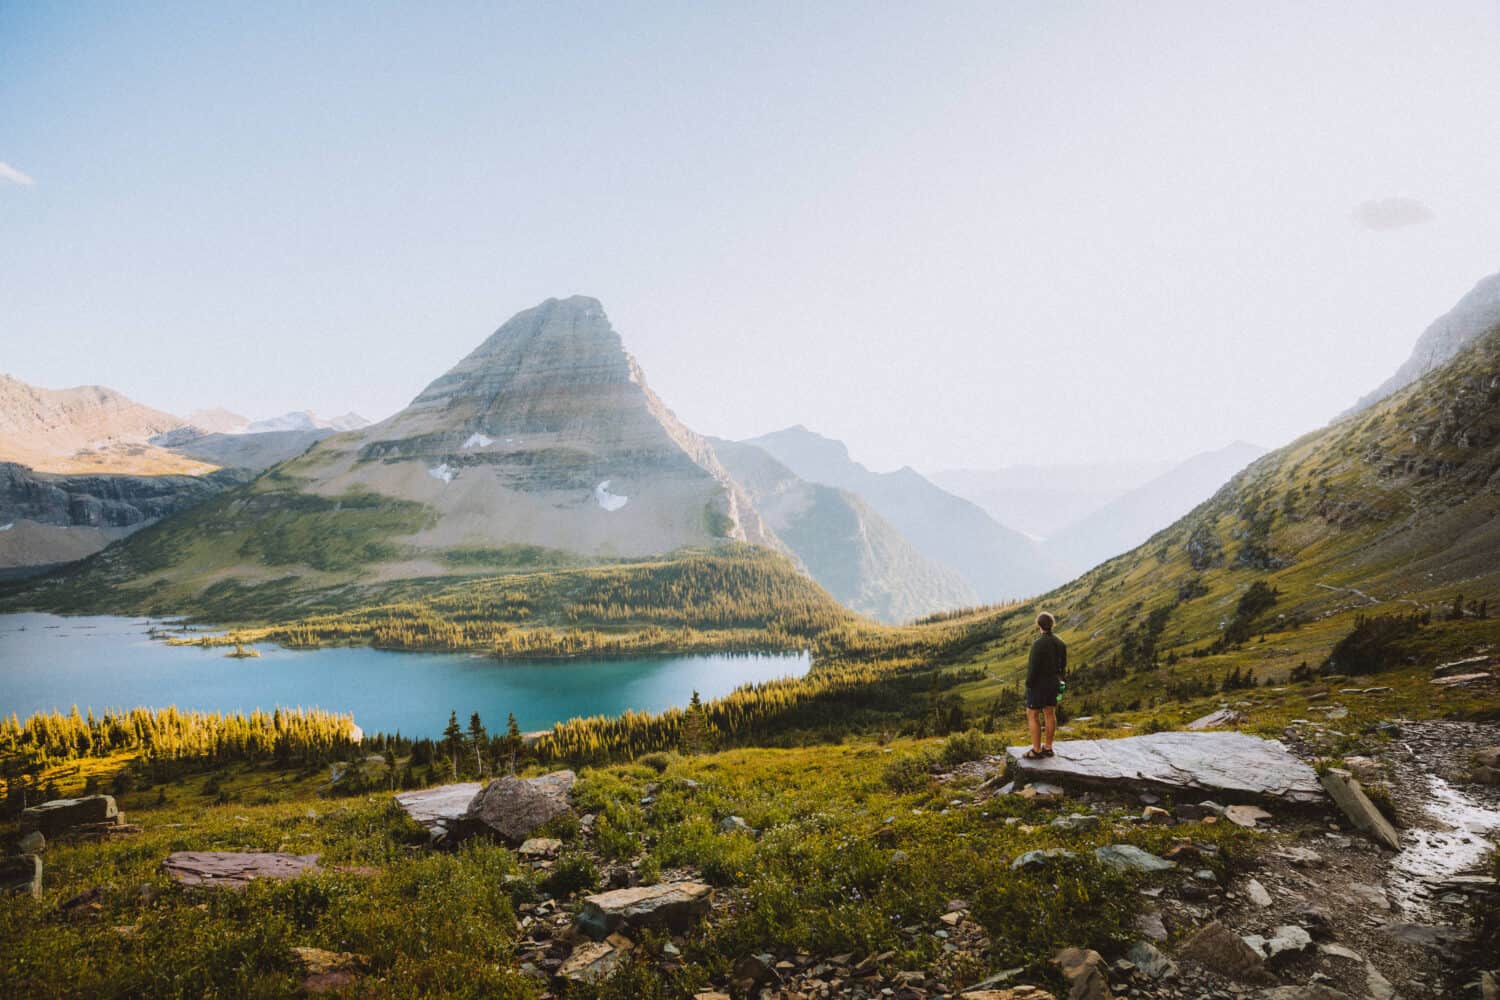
[1006,732,1323,803]
[392,782,483,828]
[576,881,712,940]
[162,851,322,888]
[1,854,41,898]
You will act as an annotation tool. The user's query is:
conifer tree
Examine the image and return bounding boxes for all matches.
[442,711,464,778]
[682,690,706,755]
[504,713,523,775]
[467,713,488,777]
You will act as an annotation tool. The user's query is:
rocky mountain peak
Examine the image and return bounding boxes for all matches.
[271,297,780,566]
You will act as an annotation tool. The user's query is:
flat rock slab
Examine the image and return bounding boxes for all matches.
[576,881,712,940]
[162,851,322,888]
[1006,732,1324,804]
[393,783,483,828]
[20,795,120,836]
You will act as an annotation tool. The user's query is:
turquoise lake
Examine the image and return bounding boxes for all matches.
[0,613,810,738]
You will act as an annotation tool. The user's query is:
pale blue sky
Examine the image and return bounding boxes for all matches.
[3,2,1497,470]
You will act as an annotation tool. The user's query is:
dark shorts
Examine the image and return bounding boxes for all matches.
[1025,684,1059,710]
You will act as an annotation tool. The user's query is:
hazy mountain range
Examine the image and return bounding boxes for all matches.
[5,268,1498,623]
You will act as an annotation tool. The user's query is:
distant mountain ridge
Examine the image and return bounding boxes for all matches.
[1344,269,1500,416]
[746,425,1068,602]
[1043,441,1266,575]
[710,438,978,622]
[931,460,1173,539]
[0,373,213,476]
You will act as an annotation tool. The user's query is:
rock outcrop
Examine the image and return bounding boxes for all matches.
[0,463,250,575]
[1006,732,1324,803]
[20,794,123,837]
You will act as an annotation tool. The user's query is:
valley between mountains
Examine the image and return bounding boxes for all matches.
[4,273,1500,999]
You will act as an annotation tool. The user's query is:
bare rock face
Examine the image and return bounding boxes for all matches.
[575,882,713,940]
[459,770,576,845]
[558,940,627,983]
[162,851,322,888]
[1006,733,1323,803]
[20,794,121,837]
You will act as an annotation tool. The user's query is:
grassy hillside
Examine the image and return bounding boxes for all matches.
[942,321,1500,710]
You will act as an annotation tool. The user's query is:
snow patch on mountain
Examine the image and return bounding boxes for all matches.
[462,433,493,450]
[428,464,455,484]
[594,481,628,511]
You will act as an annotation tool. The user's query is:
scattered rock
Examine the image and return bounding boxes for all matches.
[575,882,712,940]
[731,953,779,994]
[1318,768,1400,851]
[558,940,626,983]
[1224,804,1273,828]
[1178,920,1269,983]
[1134,911,1168,941]
[1274,846,1322,866]
[1007,732,1324,803]
[1430,671,1493,687]
[291,946,367,994]
[1244,878,1272,907]
[1125,940,1177,979]
[1,854,41,899]
[460,770,576,844]
[1051,813,1101,832]
[718,815,754,834]
[1364,963,1396,1000]
[19,795,121,837]
[1093,844,1176,874]
[1377,921,1469,950]
[17,831,45,854]
[1141,805,1173,824]
[1011,848,1076,871]
[1243,925,1312,963]
[1256,987,1355,1000]
[961,990,1055,1000]
[161,851,321,888]
[1053,947,1111,1000]
[1186,708,1244,730]
[517,837,562,860]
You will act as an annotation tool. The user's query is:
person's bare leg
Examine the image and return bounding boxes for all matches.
[1027,708,1041,751]
[1043,706,1058,750]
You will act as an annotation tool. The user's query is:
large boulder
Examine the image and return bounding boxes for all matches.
[162,851,321,888]
[459,770,576,844]
[20,795,120,836]
[1093,844,1176,874]
[1006,733,1323,803]
[575,882,712,940]
[1,854,41,899]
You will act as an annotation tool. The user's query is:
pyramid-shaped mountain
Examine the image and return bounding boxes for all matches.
[272,296,778,562]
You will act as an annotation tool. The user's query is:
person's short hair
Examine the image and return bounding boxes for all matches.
[1036,612,1055,632]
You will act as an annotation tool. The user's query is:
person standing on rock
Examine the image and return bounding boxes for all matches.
[1024,612,1066,759]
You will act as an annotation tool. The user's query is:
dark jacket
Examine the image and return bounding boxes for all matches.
[1026,631,1067,691]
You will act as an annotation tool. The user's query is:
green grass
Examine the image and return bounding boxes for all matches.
[0,736,1253,998]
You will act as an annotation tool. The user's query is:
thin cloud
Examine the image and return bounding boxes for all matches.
[1352,196,1434,231]
[0,161,36,186]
